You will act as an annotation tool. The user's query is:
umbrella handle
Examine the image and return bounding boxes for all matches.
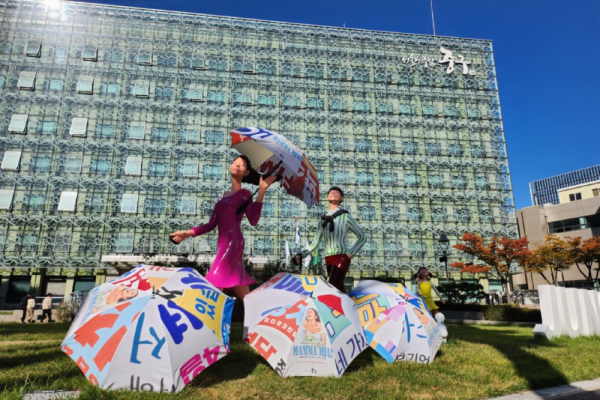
[235,161,283,215]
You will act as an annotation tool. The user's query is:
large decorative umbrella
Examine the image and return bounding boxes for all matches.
[349,280,445,364]
[229,127,320,208]
[244,273,366,377]
[61,265,234,392]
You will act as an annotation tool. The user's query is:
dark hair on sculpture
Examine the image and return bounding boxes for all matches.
[413,266,435,280]
[328,186,344,201]
[234,155,261,186]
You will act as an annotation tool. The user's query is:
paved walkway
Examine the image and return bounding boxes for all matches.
[489,378,600,400]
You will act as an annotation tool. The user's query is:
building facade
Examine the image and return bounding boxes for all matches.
[0,0,517,304]
[529,165,600,206]
[514,183,600,290]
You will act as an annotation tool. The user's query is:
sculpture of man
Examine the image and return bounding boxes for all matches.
[293,186,366,293]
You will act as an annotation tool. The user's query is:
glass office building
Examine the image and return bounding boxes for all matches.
[0,0,517,303]
[530,165,600,206]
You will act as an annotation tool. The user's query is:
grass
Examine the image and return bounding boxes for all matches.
[0,322,599,400]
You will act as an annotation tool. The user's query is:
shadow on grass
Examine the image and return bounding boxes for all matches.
[0,343,64,370]
[0,322,71,340]
[454,325,572,391]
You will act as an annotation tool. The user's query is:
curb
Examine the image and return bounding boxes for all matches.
[488,378,600,399]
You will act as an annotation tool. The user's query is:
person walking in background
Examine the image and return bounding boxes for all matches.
[20,293,31,324]
[41,293,54,323]
[26,294,35,323]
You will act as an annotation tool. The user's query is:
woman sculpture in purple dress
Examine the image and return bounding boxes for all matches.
[169,155,276,300]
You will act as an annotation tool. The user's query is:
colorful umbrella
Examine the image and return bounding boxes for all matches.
[244,273,366,377]
[61,265,234,392]
[350,280,445,364]
[229,127,320,208]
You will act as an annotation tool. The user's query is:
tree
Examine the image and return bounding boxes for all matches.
[437,281,486,304]
[565,236,600,288]
[452,233,531,303]
[524,235,572,286]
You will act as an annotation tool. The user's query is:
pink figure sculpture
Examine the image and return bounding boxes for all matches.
[170,155,276,300]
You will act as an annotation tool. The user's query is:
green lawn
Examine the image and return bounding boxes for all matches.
[1,322,599,400]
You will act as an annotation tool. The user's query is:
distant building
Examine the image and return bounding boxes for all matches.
[514,180,600,290]
[529,165,600,206]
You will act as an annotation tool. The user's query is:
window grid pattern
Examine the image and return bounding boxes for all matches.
[0,0,517,274]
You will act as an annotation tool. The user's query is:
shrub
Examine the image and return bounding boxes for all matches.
[55,302,78,323]
[436,302,542,322]
[437,281,486,304]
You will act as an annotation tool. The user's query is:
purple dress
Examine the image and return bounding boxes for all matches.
[191,189,261,289]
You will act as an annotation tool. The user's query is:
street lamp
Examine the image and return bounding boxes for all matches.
[438,232,450,281]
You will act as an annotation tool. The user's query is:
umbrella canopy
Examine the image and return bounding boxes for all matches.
[244,273,365,377]
[349,280,445,364]
[61,265,234,392]
[230,127,320,208]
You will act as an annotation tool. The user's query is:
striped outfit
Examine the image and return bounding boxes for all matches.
[300,207,365,293]
[301,208,366,258]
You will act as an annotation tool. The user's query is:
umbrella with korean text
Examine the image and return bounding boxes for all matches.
[61,264,234,392]
[349,280,444,364]
[244,273,366,377]
[229,127,320,208]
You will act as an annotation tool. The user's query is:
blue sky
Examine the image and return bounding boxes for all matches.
[85,0,599,210]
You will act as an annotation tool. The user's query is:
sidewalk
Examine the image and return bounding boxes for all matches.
[489,378,600,399]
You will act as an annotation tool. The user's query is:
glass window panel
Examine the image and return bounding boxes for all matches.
[95,124,115,137]
[148,161,168,176]
[0,189,15,210]
[90,159,110,174]
[77,75,94,94]
[1,151,22,170]
[9,114,28,133]
[125,156,142,175]
[180,196,196,214]
[53,232,72,252]
[25,41,41,57]
[138,49,153,65]
[134,84,149,97]
[41,121,57,135]
[203,164,222,179]
[34,157,51,172]
[58,191,78,211]
[25,194,45,211]
[205,131,224,144]
[184,128,201,143]
[50,80,64,91]
[116,233,134,252]
[187,86,203,101]
[70,118,88,136]
[129,121,146,139]
[143,198,165,213]
[65,154,82,173]
[83,45,98,61]
[17,71,35,90]
[183,159,198,177]
[121,194,138,213]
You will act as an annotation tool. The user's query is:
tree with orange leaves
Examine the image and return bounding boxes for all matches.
[565,236,600,288]
[524,235,572,286]
[451,233,531,303]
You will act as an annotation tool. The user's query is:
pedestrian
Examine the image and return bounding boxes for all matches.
[20,293,31,324]
[26,293,35,323]
[41,293,53,323]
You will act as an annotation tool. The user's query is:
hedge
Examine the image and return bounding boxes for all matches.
[436,303,541,323]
